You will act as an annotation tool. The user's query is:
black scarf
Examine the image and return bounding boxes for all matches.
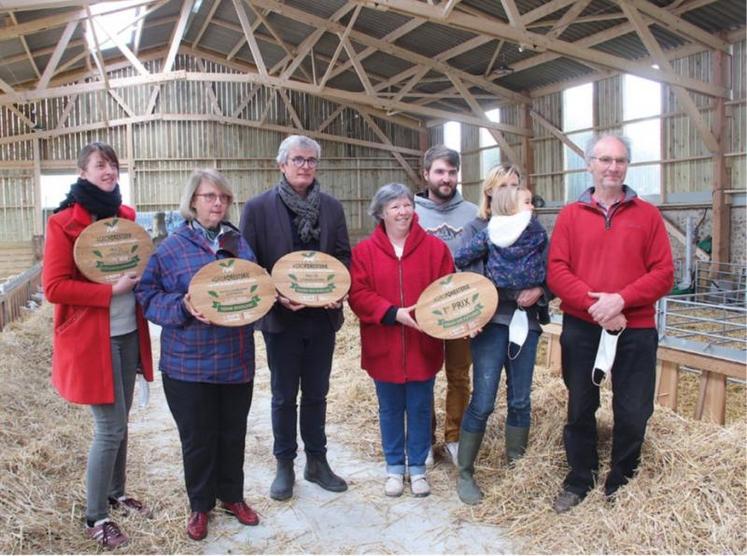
[54,177,122,218]
[277,176,321,243]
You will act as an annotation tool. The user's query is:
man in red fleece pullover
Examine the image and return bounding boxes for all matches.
[547,134,673,513]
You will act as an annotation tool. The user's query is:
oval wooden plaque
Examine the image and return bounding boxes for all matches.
[188,259,275,327]
[271,250,351,307]
[73,217,154,284]
[415,272,499,340]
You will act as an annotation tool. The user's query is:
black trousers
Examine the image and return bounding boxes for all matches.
[263,317,335,461]
[162,374,253,512]
[560,314,657,497]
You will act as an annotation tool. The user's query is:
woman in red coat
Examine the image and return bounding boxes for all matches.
[349,183,453,498]
[43,142,154,550]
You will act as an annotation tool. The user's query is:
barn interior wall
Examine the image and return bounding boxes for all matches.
[0,54,421,245]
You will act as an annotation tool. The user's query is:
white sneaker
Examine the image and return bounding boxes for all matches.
[445,441,459,466]
[410,474,431,497]
[425,447,434,467]
[384,474,404,497]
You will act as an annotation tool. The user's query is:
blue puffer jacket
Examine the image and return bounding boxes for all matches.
[455,216,547,290]
[135,222,256,384]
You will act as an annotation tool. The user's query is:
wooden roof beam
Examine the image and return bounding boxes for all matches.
[192,0,222,49]
[233,0,268,78]
[358,0,727,98]
[447,70,522,172]
[546,0,592,40]
[9,12,41,79]
[622,0,729,53]
[318,5,361,89]
[358,109,421,184]
[36,20,77,90]
[619,1,719,153]
[251,0,530,104]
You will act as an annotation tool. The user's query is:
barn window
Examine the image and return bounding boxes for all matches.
[623,74,662,197]
[479,108,501,179]
[562,82,593,201]
[86,1,143,52]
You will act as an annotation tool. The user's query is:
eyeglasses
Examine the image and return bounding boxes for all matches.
[289,156,319,168]
[194,193,231,204]
[591,156,629,167]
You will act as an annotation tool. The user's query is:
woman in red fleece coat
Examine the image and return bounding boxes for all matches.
[349,183,453,498]
[43,142,154,549]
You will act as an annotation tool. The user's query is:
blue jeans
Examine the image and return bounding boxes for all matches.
[461,323,540,433]
[374,378,435,476]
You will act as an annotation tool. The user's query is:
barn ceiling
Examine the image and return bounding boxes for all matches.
[0,0,743,162]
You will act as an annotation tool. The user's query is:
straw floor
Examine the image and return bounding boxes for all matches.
[1,304,745,554]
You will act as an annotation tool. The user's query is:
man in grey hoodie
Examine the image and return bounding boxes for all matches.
[414,145,478,466]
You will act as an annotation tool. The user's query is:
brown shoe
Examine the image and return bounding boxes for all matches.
[187,511,208,541]
[552,490,583,513]
[109,496,152,518]
[221,500,259,526]
[86,518,129,549]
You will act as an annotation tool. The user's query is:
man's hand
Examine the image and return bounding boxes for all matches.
[587,292,624,324]
[517,286,543,308]
[396,305,422,331]
[183,293,212,325]
[278,295,305,312]
[599,313,626,332]
[323,294,348,310]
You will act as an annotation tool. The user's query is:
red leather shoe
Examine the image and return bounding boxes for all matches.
[221,500,259,526]
[187,511,208,541]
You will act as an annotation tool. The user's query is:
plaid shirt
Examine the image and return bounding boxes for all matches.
[135,223,256,384]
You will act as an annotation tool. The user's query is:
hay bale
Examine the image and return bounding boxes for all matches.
[328,308,747,554]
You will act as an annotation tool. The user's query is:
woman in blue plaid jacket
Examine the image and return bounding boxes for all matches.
[136,168,260,542]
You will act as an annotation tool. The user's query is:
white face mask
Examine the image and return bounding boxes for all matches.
[592,329,624,386]
[508,307,529,360]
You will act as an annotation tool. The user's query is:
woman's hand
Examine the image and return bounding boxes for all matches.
[112,272,140,295]
[183,293,212,325]
[396,305,422,331]
[517,286,543,308]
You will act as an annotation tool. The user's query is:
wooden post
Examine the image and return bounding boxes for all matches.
[521,100,535,190]
[656,360,679,410]
[695,370,726,425]
[710,46,730,274]
[32,137,42,236]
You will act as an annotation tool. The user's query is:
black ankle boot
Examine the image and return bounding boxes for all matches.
[270,459,295,501]
[304,454,348,492]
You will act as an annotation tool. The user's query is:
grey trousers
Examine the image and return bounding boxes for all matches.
[85,330,138,522]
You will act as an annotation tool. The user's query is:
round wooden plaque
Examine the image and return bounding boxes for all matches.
[73,217,154,284]
[414,272,499,340]
[188,259,276,327]
[271,251,351,307]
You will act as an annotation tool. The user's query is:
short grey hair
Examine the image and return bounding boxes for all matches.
[276,135,322,165]
[368,183,414,223]
[585,133,632,163]
[178,168,234,221]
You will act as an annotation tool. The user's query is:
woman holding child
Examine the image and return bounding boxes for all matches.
[453,165,551,505]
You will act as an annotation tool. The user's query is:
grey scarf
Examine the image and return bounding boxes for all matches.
[278,176,321,243]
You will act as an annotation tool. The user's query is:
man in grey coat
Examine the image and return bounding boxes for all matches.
[240,135,351,501]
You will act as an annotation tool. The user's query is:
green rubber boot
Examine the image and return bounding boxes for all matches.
[456,429,485,505]
[505,425,530,465]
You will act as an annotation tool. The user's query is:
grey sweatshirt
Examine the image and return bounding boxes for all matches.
[414,191,478,255]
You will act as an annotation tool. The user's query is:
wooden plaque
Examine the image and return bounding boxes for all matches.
[415,272,499,340]
[188,259,275,327]
[271,251,351,307]
[73,217,154,284]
